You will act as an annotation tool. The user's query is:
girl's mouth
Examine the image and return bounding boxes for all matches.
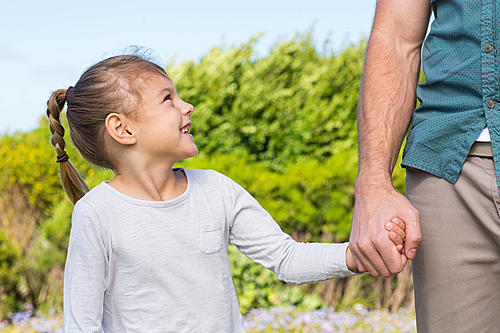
[180,123,191,134]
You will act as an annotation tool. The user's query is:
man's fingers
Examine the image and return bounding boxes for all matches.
[378,239,406,275]
[350,241,380,276]
[352,222,410,276]
[350,240,395,277]
[350,250,367,273]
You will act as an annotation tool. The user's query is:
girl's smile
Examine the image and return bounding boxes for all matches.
[180,122,191,134]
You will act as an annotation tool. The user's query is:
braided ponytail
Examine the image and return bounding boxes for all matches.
[46,89,89,204]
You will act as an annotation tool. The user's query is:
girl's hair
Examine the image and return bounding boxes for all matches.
[46,54,168,204]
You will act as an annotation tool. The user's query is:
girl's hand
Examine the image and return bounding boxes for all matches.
[345,245,358,272]
[385,217,406,253]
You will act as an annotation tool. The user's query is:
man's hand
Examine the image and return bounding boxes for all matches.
[349,183,420,277]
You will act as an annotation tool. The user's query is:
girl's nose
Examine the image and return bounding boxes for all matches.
[182,101,194,116]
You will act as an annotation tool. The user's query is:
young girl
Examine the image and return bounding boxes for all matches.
[46,54,406,332]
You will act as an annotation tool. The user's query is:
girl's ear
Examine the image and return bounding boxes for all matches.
[105,113,137,145]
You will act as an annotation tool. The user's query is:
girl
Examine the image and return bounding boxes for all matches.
[46,54,406,332]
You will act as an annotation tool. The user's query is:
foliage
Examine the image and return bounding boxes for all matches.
[0,120,109,318]
[169,33,365,168]
[0,229,20,319]
[0,125,65,317]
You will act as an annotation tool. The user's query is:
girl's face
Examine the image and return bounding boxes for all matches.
[132,73,198,164]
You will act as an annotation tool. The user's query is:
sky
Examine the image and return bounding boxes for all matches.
[0,0,378,134]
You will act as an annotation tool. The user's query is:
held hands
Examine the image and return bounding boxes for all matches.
[346,216,407,272]
[349,185,421,277]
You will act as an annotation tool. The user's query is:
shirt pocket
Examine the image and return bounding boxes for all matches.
[199,222,222,254]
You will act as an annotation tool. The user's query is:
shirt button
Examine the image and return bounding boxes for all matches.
[485,44,493,52]
[488,100,495,108]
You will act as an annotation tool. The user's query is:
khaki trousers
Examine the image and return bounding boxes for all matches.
[406,156,500,333]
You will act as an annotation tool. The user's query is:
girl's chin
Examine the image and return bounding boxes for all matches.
[182,147,199,160]
[189,146,199,157]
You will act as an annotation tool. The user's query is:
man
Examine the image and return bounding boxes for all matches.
[350,0,500,331]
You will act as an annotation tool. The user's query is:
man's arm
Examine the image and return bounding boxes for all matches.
[349,0,432,277]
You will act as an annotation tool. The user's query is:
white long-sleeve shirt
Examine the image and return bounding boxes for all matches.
[63,168,357,332]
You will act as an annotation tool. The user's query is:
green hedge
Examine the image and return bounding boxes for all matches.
[169,33,364,168]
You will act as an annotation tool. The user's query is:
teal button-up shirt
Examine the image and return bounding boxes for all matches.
[402,0,500,189]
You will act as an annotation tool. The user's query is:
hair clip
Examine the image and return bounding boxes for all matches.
[56,151,69,163]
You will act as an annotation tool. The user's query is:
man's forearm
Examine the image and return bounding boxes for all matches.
[357,34,422,187]
[357,0,431,187]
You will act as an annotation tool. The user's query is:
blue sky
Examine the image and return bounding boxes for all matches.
[0,0,377,134]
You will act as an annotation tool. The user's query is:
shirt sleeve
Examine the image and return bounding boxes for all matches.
[64,200,108,333]
[222,173,359,285]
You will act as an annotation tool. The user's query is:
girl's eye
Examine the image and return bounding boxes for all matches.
[163,94,171,102]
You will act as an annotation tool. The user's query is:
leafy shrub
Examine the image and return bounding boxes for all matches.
[169,33,365,168]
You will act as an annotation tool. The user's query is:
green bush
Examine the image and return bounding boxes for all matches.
[169,33,364,168]
[0,120,111,318]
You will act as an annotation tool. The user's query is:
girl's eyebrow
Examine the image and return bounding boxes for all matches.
[157,87,171,97]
